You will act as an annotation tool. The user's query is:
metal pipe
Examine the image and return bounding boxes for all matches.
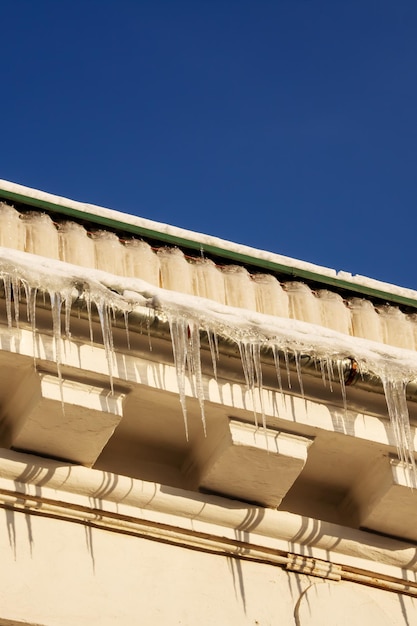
[341,568,417,597]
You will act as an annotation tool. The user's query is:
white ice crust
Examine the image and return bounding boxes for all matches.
[0,246,416,484]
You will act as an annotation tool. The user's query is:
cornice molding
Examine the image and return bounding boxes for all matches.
[0,449,416,596]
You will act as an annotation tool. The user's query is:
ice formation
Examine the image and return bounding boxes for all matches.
[0,246,417,485]
[24,212,60,260]
[58,221,96,268]
[2,204,417,357]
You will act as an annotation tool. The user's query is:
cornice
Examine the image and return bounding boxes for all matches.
[0,449,416,596]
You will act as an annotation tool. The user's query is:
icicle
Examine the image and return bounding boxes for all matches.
[2,274,12,328]
[205,326,219,380]
[48,287,74,380]
[124,311,131,349]
[316,356,334,391]
[85,296,94,344]
[336,360,347,409]
[48,290,64,403]
[238,341,258,428]
[166,314,209,437]
[252,341,266,430]
[381,376,416,487]
[168,315,189,439]
[282,348,292,389]
[326,357,335,391]
[95,297,115,393]
[237,340,266,429]
[238,342,254,388]
[293,351,304,397]
[318,358,328,388]
[12,276,21,328]
[21,280,31,324]
[272,345,283,394]
[64,292,72,338]
[21,282,38,364]
[1,273,22,329]
[188,321,206,435]
[29,287,38,365]
[146,309,153,352]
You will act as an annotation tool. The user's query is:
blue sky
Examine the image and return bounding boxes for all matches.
[1,1,417,289]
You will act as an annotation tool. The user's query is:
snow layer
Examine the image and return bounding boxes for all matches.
[0,247,416,484]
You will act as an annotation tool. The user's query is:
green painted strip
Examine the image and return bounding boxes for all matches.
[2,186,417,309]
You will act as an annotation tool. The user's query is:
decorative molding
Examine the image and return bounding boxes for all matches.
[0,449,417,596]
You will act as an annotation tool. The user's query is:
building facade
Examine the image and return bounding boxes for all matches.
[0,180,416,625]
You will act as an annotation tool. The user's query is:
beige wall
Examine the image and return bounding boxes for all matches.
[0,480,416,626]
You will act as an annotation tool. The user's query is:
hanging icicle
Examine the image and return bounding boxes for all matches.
[0,247,416,485]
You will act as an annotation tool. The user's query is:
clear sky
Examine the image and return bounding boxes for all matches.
[1,1,417,289]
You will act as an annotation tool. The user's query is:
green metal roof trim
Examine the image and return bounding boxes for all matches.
[1,185,417,310]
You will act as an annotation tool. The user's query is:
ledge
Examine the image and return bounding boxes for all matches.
[1,371,126,466]
[340,456,417,541]
[184,419,313,507]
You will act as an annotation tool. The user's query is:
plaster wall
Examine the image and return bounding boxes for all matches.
[0,504,416,626]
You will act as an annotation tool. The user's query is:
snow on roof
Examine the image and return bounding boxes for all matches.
[1,178,417,304]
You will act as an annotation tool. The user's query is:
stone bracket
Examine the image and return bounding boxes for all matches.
[185,418,313,507]
[7,372,127,466]
[340,455,417,543]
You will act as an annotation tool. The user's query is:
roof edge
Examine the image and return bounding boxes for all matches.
[1,179,417,308]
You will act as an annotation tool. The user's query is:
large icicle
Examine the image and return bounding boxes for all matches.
[166,314,207,438]
[382,377,416,479]
[238,340,265,429]
[168,315,189,438]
